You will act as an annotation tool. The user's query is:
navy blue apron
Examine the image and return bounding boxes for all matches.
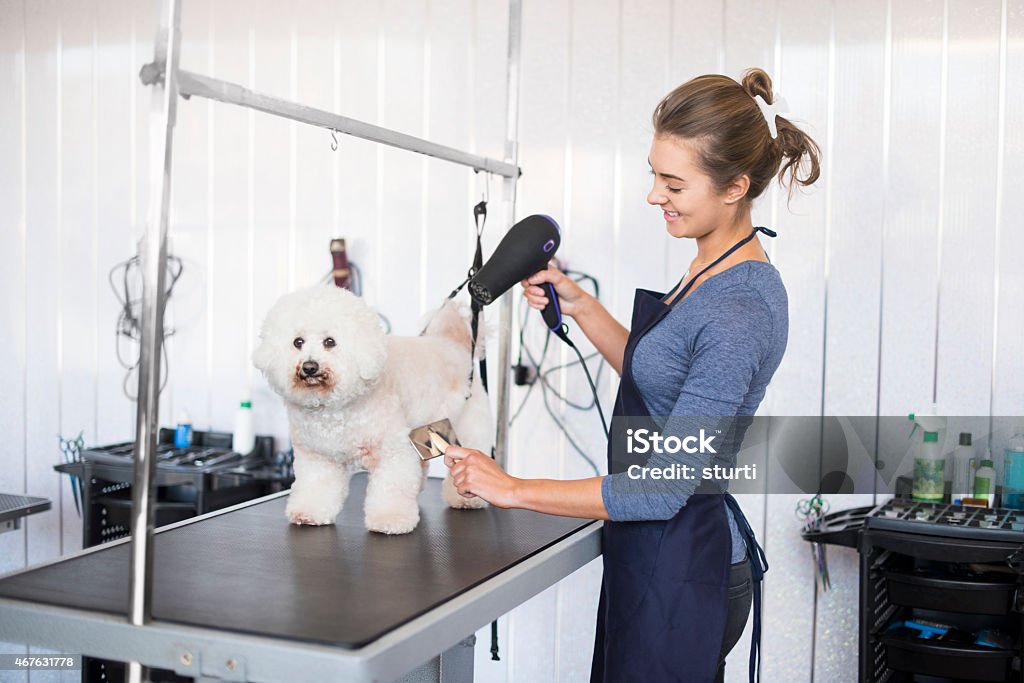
[591,228,772,683]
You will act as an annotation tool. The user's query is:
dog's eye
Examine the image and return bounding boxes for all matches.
[323,337,336,349]
[293,337,304,350]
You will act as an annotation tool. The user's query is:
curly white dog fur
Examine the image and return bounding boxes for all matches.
[253,285,489,534]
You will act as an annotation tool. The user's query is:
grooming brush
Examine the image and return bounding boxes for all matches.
[408,419,461,461]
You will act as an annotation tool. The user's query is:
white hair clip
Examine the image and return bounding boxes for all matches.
[752,94,792,139]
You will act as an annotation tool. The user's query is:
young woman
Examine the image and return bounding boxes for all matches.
[444,68,821,682]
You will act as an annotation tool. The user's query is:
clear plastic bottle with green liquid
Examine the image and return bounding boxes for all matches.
[909,411,946,502]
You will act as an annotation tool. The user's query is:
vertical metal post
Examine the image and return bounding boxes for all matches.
[128,0,181,680]
[493,0,523,470]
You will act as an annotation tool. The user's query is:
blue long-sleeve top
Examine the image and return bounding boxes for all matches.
[600,260,789,563]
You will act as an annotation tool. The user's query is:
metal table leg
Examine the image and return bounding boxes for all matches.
[397,635,476,683]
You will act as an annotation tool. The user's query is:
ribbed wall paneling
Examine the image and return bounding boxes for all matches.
[1,2,1022,682]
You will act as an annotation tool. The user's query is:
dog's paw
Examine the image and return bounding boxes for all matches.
[285,498,339,526]
[286,509,336,526]
[365,507,420,535]
[441,475,488,510]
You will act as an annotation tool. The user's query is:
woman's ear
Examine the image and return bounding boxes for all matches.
[723,175,751,205]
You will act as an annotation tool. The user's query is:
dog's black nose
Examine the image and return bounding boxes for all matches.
[301,361,320,377]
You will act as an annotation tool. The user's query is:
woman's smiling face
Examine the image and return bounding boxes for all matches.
[646,135,738,239]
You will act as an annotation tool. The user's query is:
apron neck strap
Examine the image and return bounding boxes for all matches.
[666,227,776,308]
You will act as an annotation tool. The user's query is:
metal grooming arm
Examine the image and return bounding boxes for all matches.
[124,0,525,680]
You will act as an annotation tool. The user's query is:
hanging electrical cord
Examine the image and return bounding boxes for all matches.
[529,337,603,476]
[510,269,607,475]
[540,344,606,410]
[109,250,184,400]
[349,260,364,296]
[512,269,606,416]
[552,329,608,435]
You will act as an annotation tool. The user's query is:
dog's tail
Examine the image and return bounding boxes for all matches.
[420,299,486,360]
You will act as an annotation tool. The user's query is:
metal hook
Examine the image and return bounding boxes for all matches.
[330,129,339,152]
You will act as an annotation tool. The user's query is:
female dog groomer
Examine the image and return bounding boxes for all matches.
[444,68,820,682]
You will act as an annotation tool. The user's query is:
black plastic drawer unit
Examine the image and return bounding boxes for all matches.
[883,569,1018,616]
[804,499,1024,682]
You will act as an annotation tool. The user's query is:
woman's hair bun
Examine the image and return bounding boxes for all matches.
[741,68,774,104]
[652,68,821,202]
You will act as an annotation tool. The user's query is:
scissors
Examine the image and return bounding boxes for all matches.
[58,432,85,517]
[796,493,831,591]
[795,493,829,518]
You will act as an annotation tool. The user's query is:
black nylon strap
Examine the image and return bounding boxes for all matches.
[467,202,487,393]
[665,227,777,308]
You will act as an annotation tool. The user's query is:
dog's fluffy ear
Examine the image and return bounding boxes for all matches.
[358,340,387,381]
[252,313,281,375]
[354,309,388,381]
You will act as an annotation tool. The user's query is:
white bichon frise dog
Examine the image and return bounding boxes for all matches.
[253,285,490,534]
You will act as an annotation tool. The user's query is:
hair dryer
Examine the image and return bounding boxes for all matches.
[468,214,563,333]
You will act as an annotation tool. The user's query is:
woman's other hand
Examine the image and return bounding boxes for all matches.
[444,447,519,509]
[520,263,591,319]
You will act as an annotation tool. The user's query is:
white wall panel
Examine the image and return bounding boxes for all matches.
[665,0,725,283]
[618,0,672,326]
[56,0,95,559]
[423,0,476,313]
[249,0,297,439]
[0,0,29,670]
[375,0,427,332]
[22,0,63,568]
[994,2,1024,419]
[936,1,1001,419]
[333,1,382,324]
[204,1,254,436]
[879,0,944,418]
[2,1,1023,681]
[759,0,832,676]
[813,2,889,680]
[167,0,214,438]
[94,0,139,447]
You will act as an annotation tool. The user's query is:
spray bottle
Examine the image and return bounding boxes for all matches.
[909,410,947,503]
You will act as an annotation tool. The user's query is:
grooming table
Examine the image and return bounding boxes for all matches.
[0,493,51,534]
[0,474,601,682]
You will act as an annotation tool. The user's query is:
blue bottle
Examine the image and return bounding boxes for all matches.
[174,411,193,449]
[1003,432,1024,509]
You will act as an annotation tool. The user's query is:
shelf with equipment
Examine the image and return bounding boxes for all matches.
[55,428,291,548]
[803,498,1024,682]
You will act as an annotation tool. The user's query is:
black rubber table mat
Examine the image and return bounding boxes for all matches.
[0,474,593,648]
